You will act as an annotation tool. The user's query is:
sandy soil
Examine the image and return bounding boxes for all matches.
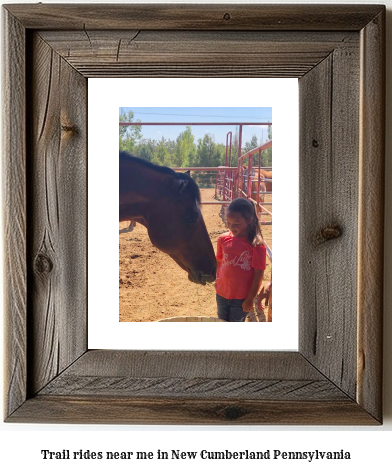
[119,188,272,322]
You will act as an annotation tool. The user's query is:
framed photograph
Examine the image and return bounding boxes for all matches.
[3,4,385,424]
[89,85,298,350]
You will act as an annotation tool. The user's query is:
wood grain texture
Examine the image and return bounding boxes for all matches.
[27,33,87,395]
[38,30,358,78]
[9,396,378,425]
[2,9,27,419]
[50,351,328,379]
[6,351,378,424]
[4,4,383,30]
[357,10,385,422]
[299,40,360,399]
[37,351,347,401]
[39,377,347,400]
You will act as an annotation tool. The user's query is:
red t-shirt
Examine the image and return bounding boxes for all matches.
[216,231,266,300]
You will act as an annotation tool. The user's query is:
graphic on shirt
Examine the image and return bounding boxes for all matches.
[221,250,252,271]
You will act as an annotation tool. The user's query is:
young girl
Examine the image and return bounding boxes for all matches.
[216,198,266,322]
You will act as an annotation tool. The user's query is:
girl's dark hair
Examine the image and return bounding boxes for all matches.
[227,198,265,247]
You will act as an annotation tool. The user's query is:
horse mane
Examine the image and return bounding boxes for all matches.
[119,151,200,203]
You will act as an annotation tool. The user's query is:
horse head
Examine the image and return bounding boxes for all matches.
[146,171,217,285]
[119,153,216,285]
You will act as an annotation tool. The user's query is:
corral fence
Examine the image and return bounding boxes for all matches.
[120,120,273,320]
[120,120,272,223]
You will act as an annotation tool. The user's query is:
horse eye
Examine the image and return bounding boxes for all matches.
[187,215,198,224]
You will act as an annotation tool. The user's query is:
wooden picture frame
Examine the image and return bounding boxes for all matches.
[3,4,385,424]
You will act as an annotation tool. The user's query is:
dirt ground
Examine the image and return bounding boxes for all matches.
[119,188,272,322]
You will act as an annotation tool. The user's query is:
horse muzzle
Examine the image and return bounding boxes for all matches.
[194,272,216,286]
[174,255,216,285]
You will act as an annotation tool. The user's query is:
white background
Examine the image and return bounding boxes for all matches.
[88,77,299,350]
[1,0,391,473]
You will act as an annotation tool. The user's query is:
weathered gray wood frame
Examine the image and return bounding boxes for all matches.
[2,4,385,424]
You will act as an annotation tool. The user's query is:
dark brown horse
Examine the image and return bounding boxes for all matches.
[119,152,216,285]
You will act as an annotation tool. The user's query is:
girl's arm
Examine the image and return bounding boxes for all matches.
[257,281,272,310]
[216,259,221,281]
[242,269,264,312]
[216,237,222,277]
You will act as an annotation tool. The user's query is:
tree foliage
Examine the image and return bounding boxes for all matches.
[119,110,272,186]
[194,134,225,167]
[260,125,272,167]
[244,134,259,153]
[174,126,196,167]
[119,109,143,153]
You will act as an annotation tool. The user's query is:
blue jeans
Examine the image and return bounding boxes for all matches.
[216,293,248,322]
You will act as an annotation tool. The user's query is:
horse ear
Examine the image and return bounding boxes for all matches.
[178,179,188,194]
[184,170,191,176]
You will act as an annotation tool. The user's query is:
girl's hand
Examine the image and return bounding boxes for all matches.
[257,282,272,310]
[256,298,265,311]
[242,296,254,312]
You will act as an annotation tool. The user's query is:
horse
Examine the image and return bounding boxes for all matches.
[258,169,272,192]
[250,169,272,212]
[119,152,216,285]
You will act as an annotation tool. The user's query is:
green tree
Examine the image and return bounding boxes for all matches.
[136,138,155,162]
[192,134,225,188]
[229,145,239,167]
[195,134,225,167]
[261,124,272,167]
[165,138,176,163]
[244,134,259,153]
[119,109,142,153]
[153,137,173,167]
[174,126,196,167]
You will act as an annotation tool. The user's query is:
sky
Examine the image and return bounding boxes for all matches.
[119,107,272,145]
